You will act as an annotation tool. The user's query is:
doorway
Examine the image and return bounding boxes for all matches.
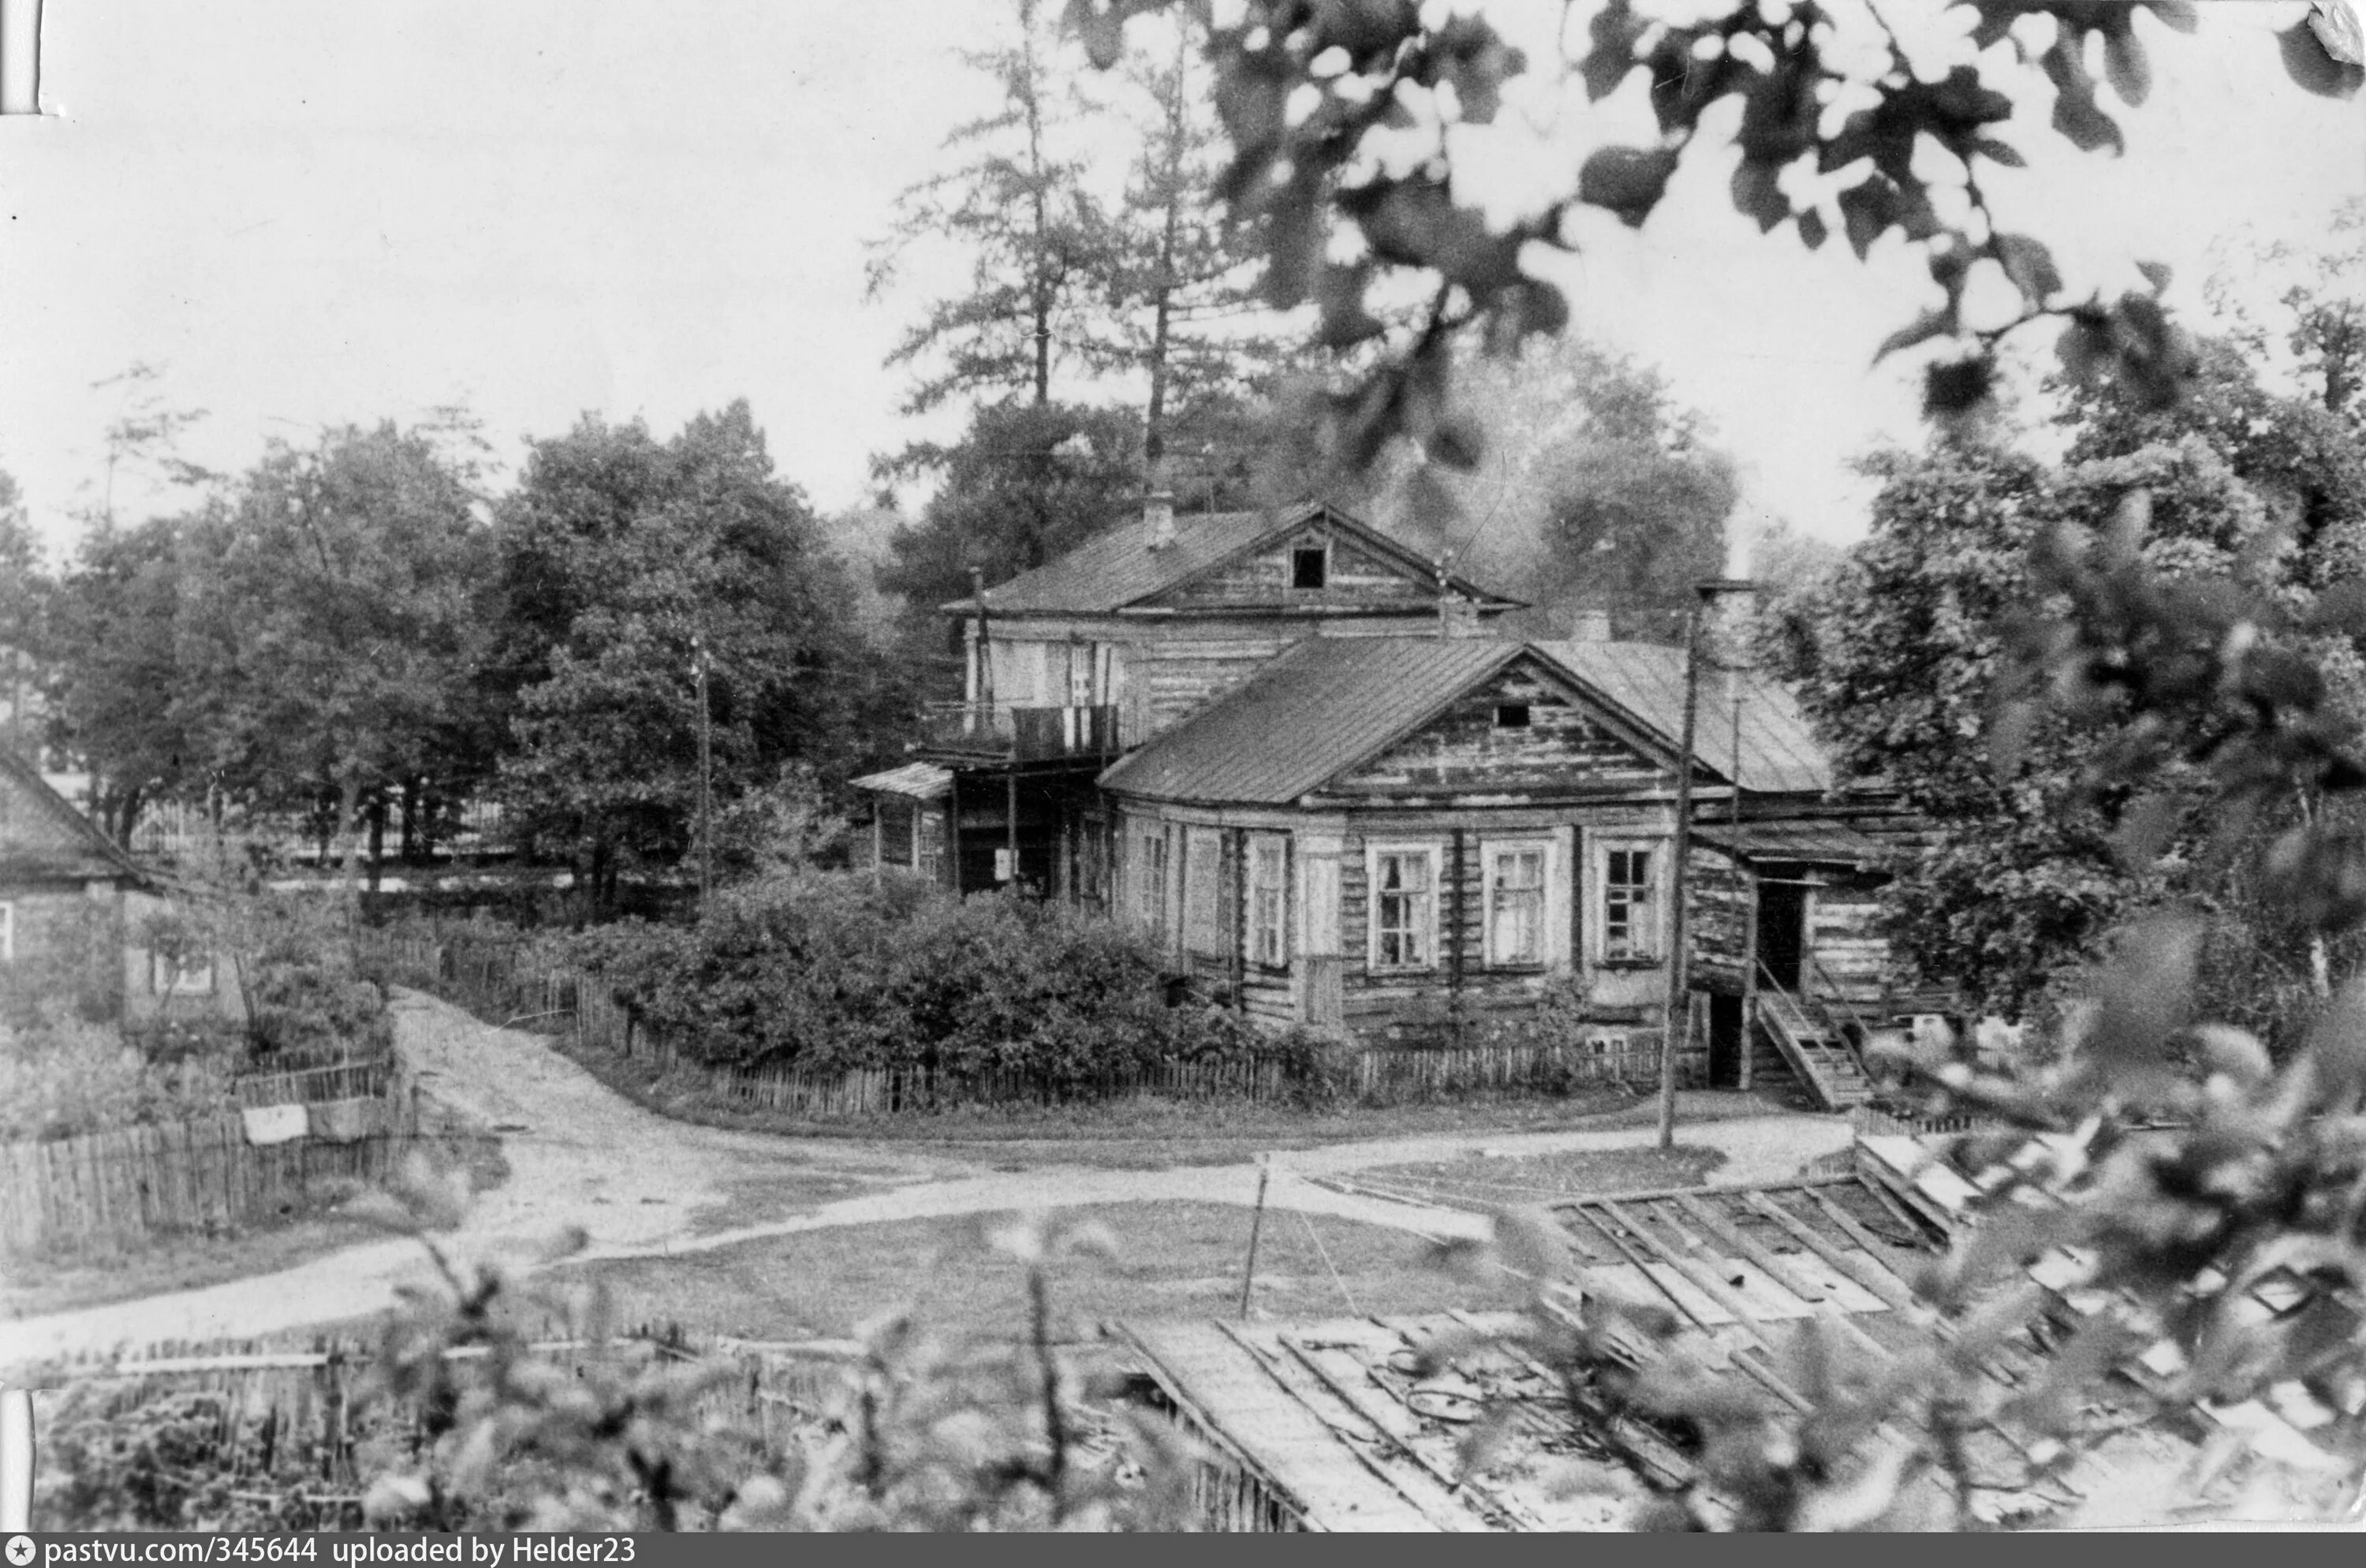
[1756,880,1808,991]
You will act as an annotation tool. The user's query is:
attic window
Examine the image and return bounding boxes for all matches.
[1495,703,1531,730]
[1291,545,1327,589]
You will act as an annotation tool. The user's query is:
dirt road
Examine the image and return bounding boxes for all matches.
[2,991,1853,1366]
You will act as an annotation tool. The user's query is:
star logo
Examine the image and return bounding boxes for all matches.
[5,1534,34,1566]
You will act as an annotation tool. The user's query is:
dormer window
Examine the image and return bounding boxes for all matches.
[1495,703,1531,730]
[1291,545,1328,590]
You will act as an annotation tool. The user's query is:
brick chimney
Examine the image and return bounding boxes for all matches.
[1569,607,1612,642]
[1144,487,1177,551]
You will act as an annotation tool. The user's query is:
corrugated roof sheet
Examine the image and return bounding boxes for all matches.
[1099,637,1522,805]
[848,761,954,801]
[1532,640,1833,795]
[939,500,1516,617]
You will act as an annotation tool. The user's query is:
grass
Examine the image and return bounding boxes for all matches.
[540,1202,1532,1346]
[1351,1144,1729,1207]
[2,1207,389,1321]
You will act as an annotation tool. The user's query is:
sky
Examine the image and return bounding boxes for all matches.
[0,0,2360,564]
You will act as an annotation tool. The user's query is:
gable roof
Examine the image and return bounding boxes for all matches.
[0,749,146,883]
[939,499,1520,618]
[1099,637,1525,805]
[1532,640,1833,795]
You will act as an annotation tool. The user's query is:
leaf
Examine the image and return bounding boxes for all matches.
[1922,354,1997,417]
[2136,259,2173,295]
[1969,136,2026,169]
[1994,233,2063,305]
[1578,144,1681,229]
[1427,414,1486,472]
[2042,39,2125,154]
[2311,0,2366,66]
[2110,791,2185,871]
[2103,28,2151,106]
[1796,208,1828,251]
[1580,0,1648,103]
[1730,158,1790,233]
[2279,15,2366,97]
[1875,308,1954,363]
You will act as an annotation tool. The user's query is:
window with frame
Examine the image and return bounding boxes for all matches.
[1291,545,1327,589]
[151,946,217,996]
[1599,845,1661,961]
[1249,837,1288,969]
[1484,842,1549,968]
[1137,832,1168,931]
[1368,846,1436,971]
[877,799,916,867]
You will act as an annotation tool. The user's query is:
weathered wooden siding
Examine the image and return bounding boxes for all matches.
[1685,843,1754,995]
[1327,662,1670,801]
[1806,880,1890,1007]
[1152,525,1431,608]
[1133,633,1297,737]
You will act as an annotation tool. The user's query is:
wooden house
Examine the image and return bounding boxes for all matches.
[1093,633,1920,1102]
[851,498,1519,901]
[0,749,244,1026]
[855,497,1938,1107]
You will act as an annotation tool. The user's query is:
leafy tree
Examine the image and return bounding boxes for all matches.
[44,516,198,846]
[489,403,862,915]
[868,0,1125,413]
[875,399,1144,633]
[0,468,51,758]
[1350,337,1738,641]
[173,420,500,887]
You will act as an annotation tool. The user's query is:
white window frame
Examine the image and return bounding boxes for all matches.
[1365,842,1442,973]
[1592,838,1667,965]
[151,946,218,996]
[1136,829,1168,932]
[1248,835,1289,969]
[1481,838,1554,970]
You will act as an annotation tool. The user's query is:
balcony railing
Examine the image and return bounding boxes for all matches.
[917,702,1125,763]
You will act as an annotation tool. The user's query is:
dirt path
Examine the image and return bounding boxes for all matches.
[2,991,1853,1368]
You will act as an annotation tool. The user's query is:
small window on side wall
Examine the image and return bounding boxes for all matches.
[151,947,217,996]
[1291,545,1327,590]
[1598,843,1663,963]
[1495,703,1530,730]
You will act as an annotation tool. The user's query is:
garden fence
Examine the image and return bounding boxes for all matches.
[362,930,1671,1118]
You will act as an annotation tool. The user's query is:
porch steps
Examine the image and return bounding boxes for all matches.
[1756,989,1875,1111]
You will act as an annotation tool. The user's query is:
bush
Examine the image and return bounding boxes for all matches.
[0,1007,237,1141]
[557,870,1312,1096]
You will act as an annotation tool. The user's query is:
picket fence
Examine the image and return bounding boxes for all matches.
[367,931,1663,1118]
[28,1327,878,1529]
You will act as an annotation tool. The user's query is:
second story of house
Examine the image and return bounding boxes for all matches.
[920,498,1523,766]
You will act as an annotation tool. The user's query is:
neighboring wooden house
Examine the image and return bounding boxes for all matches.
[851,498,1520,900]
[1096,634,1922,1102]
[0,749,242,1025]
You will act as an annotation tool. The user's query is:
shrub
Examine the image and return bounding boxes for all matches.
[0,1007,237,1141]
[556,870,1306,1095]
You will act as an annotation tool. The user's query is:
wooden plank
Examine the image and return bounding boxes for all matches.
[1668,1194,1830,1305]
[1741,1190,1918,1312]
[1124,1321,1440,1532]
[1803,1187,1924,1297]
[1564,1204,1726,1338]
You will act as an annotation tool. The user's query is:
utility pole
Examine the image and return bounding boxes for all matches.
[1659,577,1757,1149]
[692,634,713,912]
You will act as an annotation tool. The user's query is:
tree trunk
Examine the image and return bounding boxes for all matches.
[1142,21,1190,476]
[1021,0,1055,405]
[366,795,387,895]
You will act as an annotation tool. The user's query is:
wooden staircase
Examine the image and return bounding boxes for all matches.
[1756,983,1874,1111]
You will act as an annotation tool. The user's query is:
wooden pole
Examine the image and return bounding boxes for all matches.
[1,1385,32,1532]
[1239,1157,1272,1319]
[1659,599,1704,1150]
[693,640,713,911]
